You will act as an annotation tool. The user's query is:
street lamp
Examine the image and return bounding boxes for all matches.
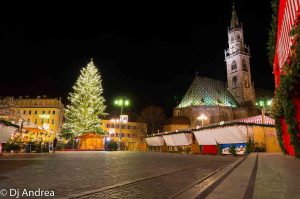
[114,97,130,150]
[255,99,272,124]
[197,114,208,127]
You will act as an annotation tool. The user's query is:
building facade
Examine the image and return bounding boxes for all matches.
[101,119,147,151]
[172,6,259,129]
[224,5,255,106]
[12,96,64,136]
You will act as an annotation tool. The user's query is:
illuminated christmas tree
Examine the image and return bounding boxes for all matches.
[63,60,106,136]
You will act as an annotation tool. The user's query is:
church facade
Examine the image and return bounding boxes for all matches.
[172,6,259,129]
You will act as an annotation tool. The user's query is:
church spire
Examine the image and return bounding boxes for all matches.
[230,4,240,29]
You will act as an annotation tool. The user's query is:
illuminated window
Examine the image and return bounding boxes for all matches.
[34,119,37,125]
[23,110,26,114]
[42,110,45,114]
[231,61,237,70]
[41,119,43,124]
[48,110,50,114]
[29,110,31,115]
[35,110,37,114]
[53,111,55,115]
[52,119,55,124]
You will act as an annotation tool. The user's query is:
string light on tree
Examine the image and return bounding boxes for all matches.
[63,59,106,136]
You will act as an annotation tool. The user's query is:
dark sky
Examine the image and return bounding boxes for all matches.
[0,1,273,118]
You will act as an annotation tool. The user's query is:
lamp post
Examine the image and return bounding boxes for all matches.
[255,99,272,150]
[197,114,208,127]
[255,99,272,124]
[114,97,130,150]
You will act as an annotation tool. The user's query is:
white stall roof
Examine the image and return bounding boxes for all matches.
[172,133,193,146]
[145,136,165,146]
[194,128,217,145]
[193,125,247,145]
[162,135,176,146]
[214,126,247,144]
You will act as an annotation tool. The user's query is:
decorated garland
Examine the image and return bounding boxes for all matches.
[271,8,300,157]
[267,0,279,66]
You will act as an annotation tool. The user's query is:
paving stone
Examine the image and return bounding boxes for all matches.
[0,151,237,198]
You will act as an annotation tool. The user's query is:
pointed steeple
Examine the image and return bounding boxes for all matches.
[230,4,239,29]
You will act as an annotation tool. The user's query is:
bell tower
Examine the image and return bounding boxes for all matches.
[224,5,255,106]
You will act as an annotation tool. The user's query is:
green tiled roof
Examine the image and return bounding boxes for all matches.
[178,76,238,108]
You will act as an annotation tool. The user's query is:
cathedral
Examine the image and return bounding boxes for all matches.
[168,6,261,130]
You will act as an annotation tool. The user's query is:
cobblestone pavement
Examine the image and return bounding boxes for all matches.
[0,152,238,198]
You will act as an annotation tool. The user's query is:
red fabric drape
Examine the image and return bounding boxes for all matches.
[202,145,217,155]
[274,0,300,156]
[281,118,295,156]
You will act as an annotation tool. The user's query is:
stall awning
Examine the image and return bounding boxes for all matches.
[172,133,192,146]
[162,135,176,146]
[193,126,247,145]
[194,128,218,145]
[145,136,165,146]
[162,133,193,146]
[214,126,247,144]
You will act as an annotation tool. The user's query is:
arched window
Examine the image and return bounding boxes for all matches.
[236,34,240,40]
[231,61,237,70]
[242,59,248,71]
[232,76,237,88]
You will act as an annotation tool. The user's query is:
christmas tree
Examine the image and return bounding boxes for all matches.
[63,60,106,136]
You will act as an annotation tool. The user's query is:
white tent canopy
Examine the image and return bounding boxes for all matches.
[172,133,193,146]
[145,136,165,146]
[162,135,176,146]
[0,123,18,143]
[193,126,247,145]
[193,128,217,145]
[162,133,192,146]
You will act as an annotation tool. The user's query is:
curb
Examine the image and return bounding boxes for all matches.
[170,156,247,199]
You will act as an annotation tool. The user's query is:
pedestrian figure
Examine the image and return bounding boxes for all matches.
[53,137,58,154]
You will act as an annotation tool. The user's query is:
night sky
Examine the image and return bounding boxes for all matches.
[0,1,273,118]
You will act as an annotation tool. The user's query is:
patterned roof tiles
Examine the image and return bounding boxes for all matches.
[178,76,238,108]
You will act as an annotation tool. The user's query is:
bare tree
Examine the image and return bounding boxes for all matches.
[0,97,15,119]
[138,106,166,135]
[0,97,23,123]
